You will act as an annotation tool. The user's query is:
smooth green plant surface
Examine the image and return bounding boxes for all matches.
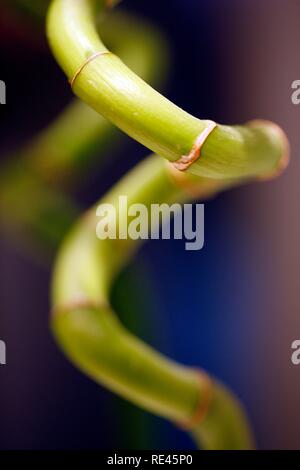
[52,154,254,449]
[1,0,289,450]
[47,0,286,180]
[0,9,166,256]
[12,0,287,450]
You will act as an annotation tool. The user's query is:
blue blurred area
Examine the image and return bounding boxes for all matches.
[139,193,261,448]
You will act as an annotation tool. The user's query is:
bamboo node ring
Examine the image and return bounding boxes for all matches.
[69,51,113,89]
[177,369,214,430]
[172,121,217,171]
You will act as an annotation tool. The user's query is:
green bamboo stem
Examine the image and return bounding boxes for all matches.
[47,0,290,450]
[0,10,166,254]
[23,11,168,186]
[23,100,117,186]
[0,160,78,256]
[47,0,287,180]
[52,156,254,450]
[1,7,174,449]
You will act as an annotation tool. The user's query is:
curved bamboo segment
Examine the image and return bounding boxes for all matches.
[47,0,290,450]
[47,0,288,180]
[26,11,169,185]
[0,10,167,254]
[51,155,254,449]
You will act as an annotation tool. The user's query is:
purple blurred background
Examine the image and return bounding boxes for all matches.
[0,0,299,449]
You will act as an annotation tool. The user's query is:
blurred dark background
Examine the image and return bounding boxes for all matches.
[0,0,300,449]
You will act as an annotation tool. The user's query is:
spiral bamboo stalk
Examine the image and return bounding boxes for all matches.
[47,0,289,449]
